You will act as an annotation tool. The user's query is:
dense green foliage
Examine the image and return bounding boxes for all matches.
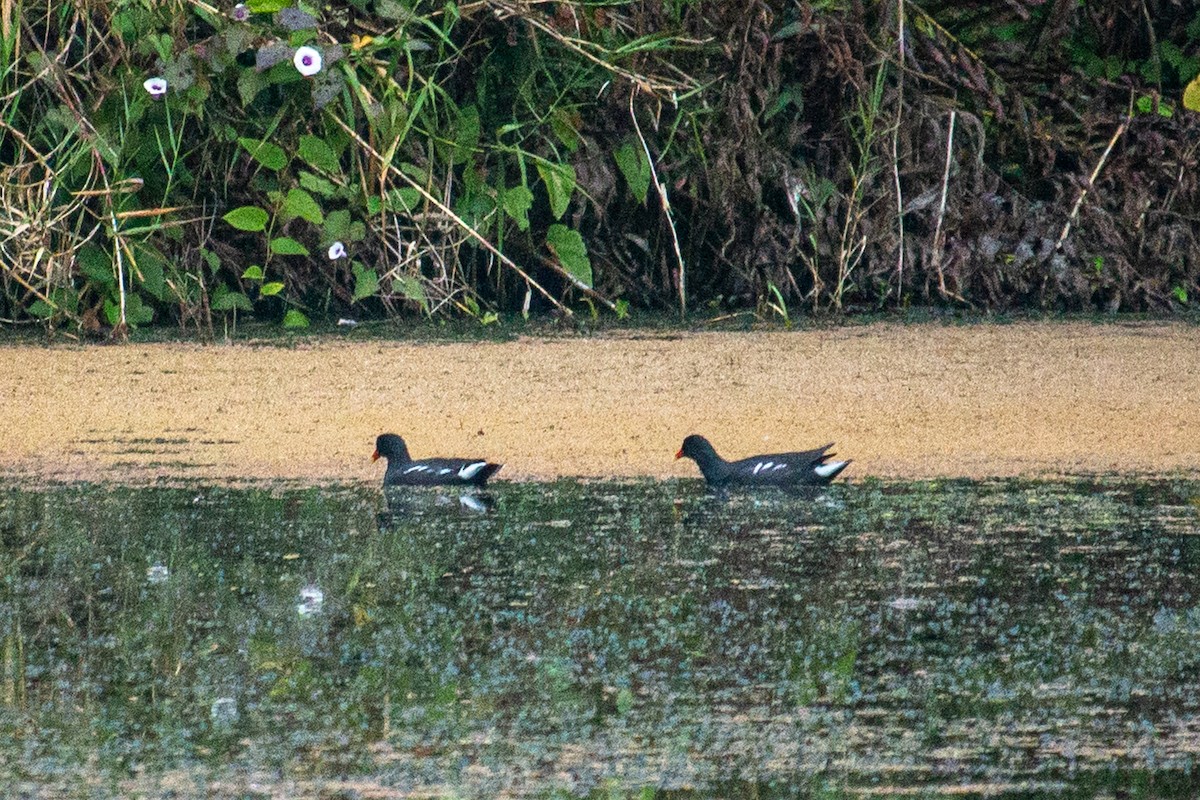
[2,0,1199,333]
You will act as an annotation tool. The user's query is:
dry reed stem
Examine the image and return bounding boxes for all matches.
[1055,110,1132,252]
[629,87,686,317]
[891,0,906,295]
[930,109,970,305]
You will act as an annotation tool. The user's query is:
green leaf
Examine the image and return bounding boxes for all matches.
[298,135,340,172]
[260,281,285,296]
[224,26,255,57]
[282,309,309,328]
[398,162,429,183]
[237,137,289,171]
[237,69,268,107]
[1173,285,1188,303]
[550,108,580,153]
[324,209,351,240]
[103,298,120,325]
[352,264,379,302]
[764,85,802,123]
[132,243,167,301]
[278,6,318,31]
[376,0,412,21]
[247,0,290,13]
[546,224,592,288]
[211,285,253,312]
[121,292,154,326]
[1159,41,1184,69]
[224,206,269,232]
[502,185,534,231]
[49,286,80,315]
[392,276,428,308]
[994,22,1021,42]
[536,160,576,220]
[614,141,651,204]
[269,237,311,256]
[153,33,172,63]
[312,68,344,109]
[201,248,222,274]
[452,104,481,164]
[299,171,337,198]
[282,188,324,225]
[29,299,55,318]
[77,244,114,285]
[242,265,265,280]
[384,188,422,213]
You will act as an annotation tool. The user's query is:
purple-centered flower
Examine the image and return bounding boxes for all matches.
[293,46,322,77]
[143,77,168,98]
[231,3,249,21]
[327,241,347,260]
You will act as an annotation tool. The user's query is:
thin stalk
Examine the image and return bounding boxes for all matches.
[1055,109,1131,252]
[891,0,906,296]
[630,87,686,317]
[930,109,968,304]
[93,151,127,330]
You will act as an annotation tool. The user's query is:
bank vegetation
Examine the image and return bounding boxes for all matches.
[2,0,1199,334]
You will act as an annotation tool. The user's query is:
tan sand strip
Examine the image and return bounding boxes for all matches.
[1,321,1197,485]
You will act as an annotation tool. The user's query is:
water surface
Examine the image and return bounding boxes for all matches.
[3,477,1200,798]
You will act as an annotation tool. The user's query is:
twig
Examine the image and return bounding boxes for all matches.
[930,109,969,304]
[930,109,955,272]
[0,259,55,307]
[1055,112,1131,252]
[891,0,906,295]
[629,87,686,317]
[331,116,571,316]
[533,254,618,312]
[92,150,128,331]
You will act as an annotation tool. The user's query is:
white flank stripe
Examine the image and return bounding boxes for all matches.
[404,464,428,474]
[458,461,487,480]
[772,463,786,471]
[814,460,847,478]
[439,468,451,475]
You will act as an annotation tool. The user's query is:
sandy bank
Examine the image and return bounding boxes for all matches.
[2,321,1197,485]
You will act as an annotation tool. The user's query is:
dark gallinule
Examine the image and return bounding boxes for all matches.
[675,434,850,489]
[372,433,502,487]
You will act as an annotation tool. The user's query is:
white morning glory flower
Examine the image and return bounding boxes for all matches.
[143,77,168,98]
[293,46,322,77]
[327,241,347,260]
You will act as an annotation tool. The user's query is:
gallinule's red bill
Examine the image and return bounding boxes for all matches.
[372,433,502,487]
[675,434,850,488]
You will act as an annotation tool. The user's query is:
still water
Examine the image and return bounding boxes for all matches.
[3,477,1200,798]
